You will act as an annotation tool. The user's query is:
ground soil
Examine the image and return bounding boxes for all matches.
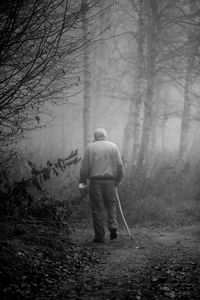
[67,223,200,300]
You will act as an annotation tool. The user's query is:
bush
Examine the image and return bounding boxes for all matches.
[118,159,200,226]
[0,150,80,219]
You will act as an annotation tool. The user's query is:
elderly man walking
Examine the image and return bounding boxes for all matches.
[79,128,123,243]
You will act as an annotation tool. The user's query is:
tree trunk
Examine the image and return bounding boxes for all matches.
[179,0,198,161]
[122,0,144,169]
[136,0,158,169]
[92,2,111,129]
[121,98,134,165]
[61,107,66,155]
[82,0,92,149]
[178,59,193,160]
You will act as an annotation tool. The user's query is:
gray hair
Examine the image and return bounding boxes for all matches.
[94,128,107,140]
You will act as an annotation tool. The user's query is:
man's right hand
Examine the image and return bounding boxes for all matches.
[79,183,88,197]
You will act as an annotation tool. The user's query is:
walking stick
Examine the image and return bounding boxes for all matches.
[116,187,133,240]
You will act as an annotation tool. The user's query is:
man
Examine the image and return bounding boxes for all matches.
[79,128,123,243]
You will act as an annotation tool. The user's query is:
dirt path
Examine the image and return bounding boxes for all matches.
[65,224,200,299]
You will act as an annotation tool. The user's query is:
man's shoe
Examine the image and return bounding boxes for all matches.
[110,229,118,240]
[93,238,105,243]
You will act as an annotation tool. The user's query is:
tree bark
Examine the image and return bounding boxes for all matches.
[122,0,144,169]
[82,0,92,149]
[92,2,111,129]
[136,0,158,169]
[179,58,193,160]
[179,0,198,161]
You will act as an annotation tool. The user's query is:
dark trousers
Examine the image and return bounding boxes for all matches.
[89,179,118,239]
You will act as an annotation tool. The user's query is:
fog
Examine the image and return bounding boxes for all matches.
[19,69,200,172]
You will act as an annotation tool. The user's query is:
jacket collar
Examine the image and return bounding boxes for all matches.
[93,137,107,142]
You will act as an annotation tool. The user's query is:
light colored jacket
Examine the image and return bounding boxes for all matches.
[79,138,123,184]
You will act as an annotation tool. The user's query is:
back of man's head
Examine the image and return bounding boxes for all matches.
[94,128,107,140]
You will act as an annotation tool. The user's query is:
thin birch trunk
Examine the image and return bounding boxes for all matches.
[136,0,157,169]
[122,0,144,168]
[179,0,197,161]
[82,0,92,149]
[92,2,110,128]
[179,51,194,160]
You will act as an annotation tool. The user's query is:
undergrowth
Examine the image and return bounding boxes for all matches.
[118,161,200,226]
[0,220,101,300]
[0,150,101,299]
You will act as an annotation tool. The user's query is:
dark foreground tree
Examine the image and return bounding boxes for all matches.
[0,0,98,163]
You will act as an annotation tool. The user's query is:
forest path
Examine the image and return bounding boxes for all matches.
[69,223,200,299]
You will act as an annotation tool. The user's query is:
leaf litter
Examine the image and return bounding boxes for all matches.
[1,222,200,299]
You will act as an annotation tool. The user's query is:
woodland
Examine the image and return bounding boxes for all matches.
[0,0,200,299]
